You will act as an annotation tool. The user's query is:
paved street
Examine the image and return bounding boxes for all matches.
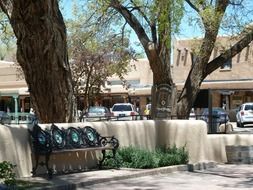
[231,122,253,134]
[80,164,253,190]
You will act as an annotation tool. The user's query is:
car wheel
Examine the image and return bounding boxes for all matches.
[241,123,244,128]
[236,122,241,128]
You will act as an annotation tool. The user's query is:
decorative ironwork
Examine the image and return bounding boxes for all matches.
[29,124,119,179]
[66,127,82,148]
[81,126,100,147]
[28,124,52,154]
[51,124,65,150]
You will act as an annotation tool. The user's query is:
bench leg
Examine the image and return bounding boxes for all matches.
[45,154,53,179]
[32,154,40,176]
[99,149,106,168]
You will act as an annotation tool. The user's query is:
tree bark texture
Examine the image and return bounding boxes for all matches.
[110,0,176,118]
[10,0,75,123]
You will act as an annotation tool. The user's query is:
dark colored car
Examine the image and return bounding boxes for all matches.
[200,107,230,125]
[0,111,11,125]
[86,106,111,121]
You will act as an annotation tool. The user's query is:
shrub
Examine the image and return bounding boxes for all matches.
[103,145,189,169]
[0,161,16,186]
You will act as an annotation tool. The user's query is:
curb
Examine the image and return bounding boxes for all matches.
[30,162,217,190]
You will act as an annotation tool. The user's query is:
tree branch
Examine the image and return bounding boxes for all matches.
[205,28,253,76]
[185,0,199,13]
[0,0,11,21]
[229,0,244,6]
[128,0,157,45]
[109,0,150,50]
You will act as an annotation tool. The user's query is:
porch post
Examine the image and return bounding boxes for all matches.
[13,95,18,124]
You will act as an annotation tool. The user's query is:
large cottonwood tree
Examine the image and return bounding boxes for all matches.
[0,0,75,123]
[177,0,253,117]
[94,0,253,118]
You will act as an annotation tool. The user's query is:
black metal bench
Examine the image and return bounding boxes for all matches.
[28,124,119,178]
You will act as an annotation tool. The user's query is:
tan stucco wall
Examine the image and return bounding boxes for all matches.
[1,120,253,178]
[206,134,253,163]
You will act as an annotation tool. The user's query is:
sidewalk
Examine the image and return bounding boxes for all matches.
[18,162,216,190]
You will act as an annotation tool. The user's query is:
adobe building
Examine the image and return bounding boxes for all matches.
[1,36,253,115]
[101,58,153,113]
[173,37,253,111]
[0,61,30,115]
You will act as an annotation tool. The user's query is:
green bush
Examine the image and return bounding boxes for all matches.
[103,145,189,169]
[0,161,16,186]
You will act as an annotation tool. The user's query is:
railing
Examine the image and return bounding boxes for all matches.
[81,114,152,122]
[7,112,38,124]
[80,113,229,134]
[4,112,228,134]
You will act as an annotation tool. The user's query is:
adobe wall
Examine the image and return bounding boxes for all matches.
[1,120,253,178]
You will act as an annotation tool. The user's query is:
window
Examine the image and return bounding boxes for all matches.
[176,49,181,66]
[245,45,250,61]
[184,48,188,66]
[107,80,122,85]
[107,79,140,86]
[237,52,240,63]
[127,80,140,86]
[220,58,232,70]
[219,49,232,70]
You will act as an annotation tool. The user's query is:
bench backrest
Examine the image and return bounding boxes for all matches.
[29,124,119,154]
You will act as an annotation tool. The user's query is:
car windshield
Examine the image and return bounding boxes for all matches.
[112,105,133,111]
[88,107,105,113]
[244,105,253,110]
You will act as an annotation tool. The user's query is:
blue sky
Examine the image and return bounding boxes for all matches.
[60,0,201,55]
[60,0,253,54]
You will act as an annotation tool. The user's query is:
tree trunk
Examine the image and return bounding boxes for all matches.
[10,0,75,123]
[176,1,229,118]
[148,51,177,119]
[176,31,217,118]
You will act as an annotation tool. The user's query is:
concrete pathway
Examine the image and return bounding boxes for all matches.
[18,163,253,190]
[78,164,253,190]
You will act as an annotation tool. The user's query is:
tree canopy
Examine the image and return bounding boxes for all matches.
[66,3,135,110]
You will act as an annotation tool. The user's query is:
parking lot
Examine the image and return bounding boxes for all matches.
[230,122,253,134]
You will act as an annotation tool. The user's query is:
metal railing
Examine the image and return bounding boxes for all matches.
[80,113,229,134]
[6,112,37,124]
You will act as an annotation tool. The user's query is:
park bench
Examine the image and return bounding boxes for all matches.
[28,124,119,178]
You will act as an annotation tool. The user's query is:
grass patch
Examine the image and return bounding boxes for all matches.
[103,145,189,169]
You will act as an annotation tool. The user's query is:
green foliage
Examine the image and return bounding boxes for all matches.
[0,161,16,186]
[66,3,135,104]
[0,12,16,60]
[103,145,189,169]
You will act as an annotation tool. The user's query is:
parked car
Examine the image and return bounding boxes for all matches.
[236,102,253,127]
[0,111,11,125]
[111,103,139,120]
[200,107,229,125]
[85,106,111,121]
